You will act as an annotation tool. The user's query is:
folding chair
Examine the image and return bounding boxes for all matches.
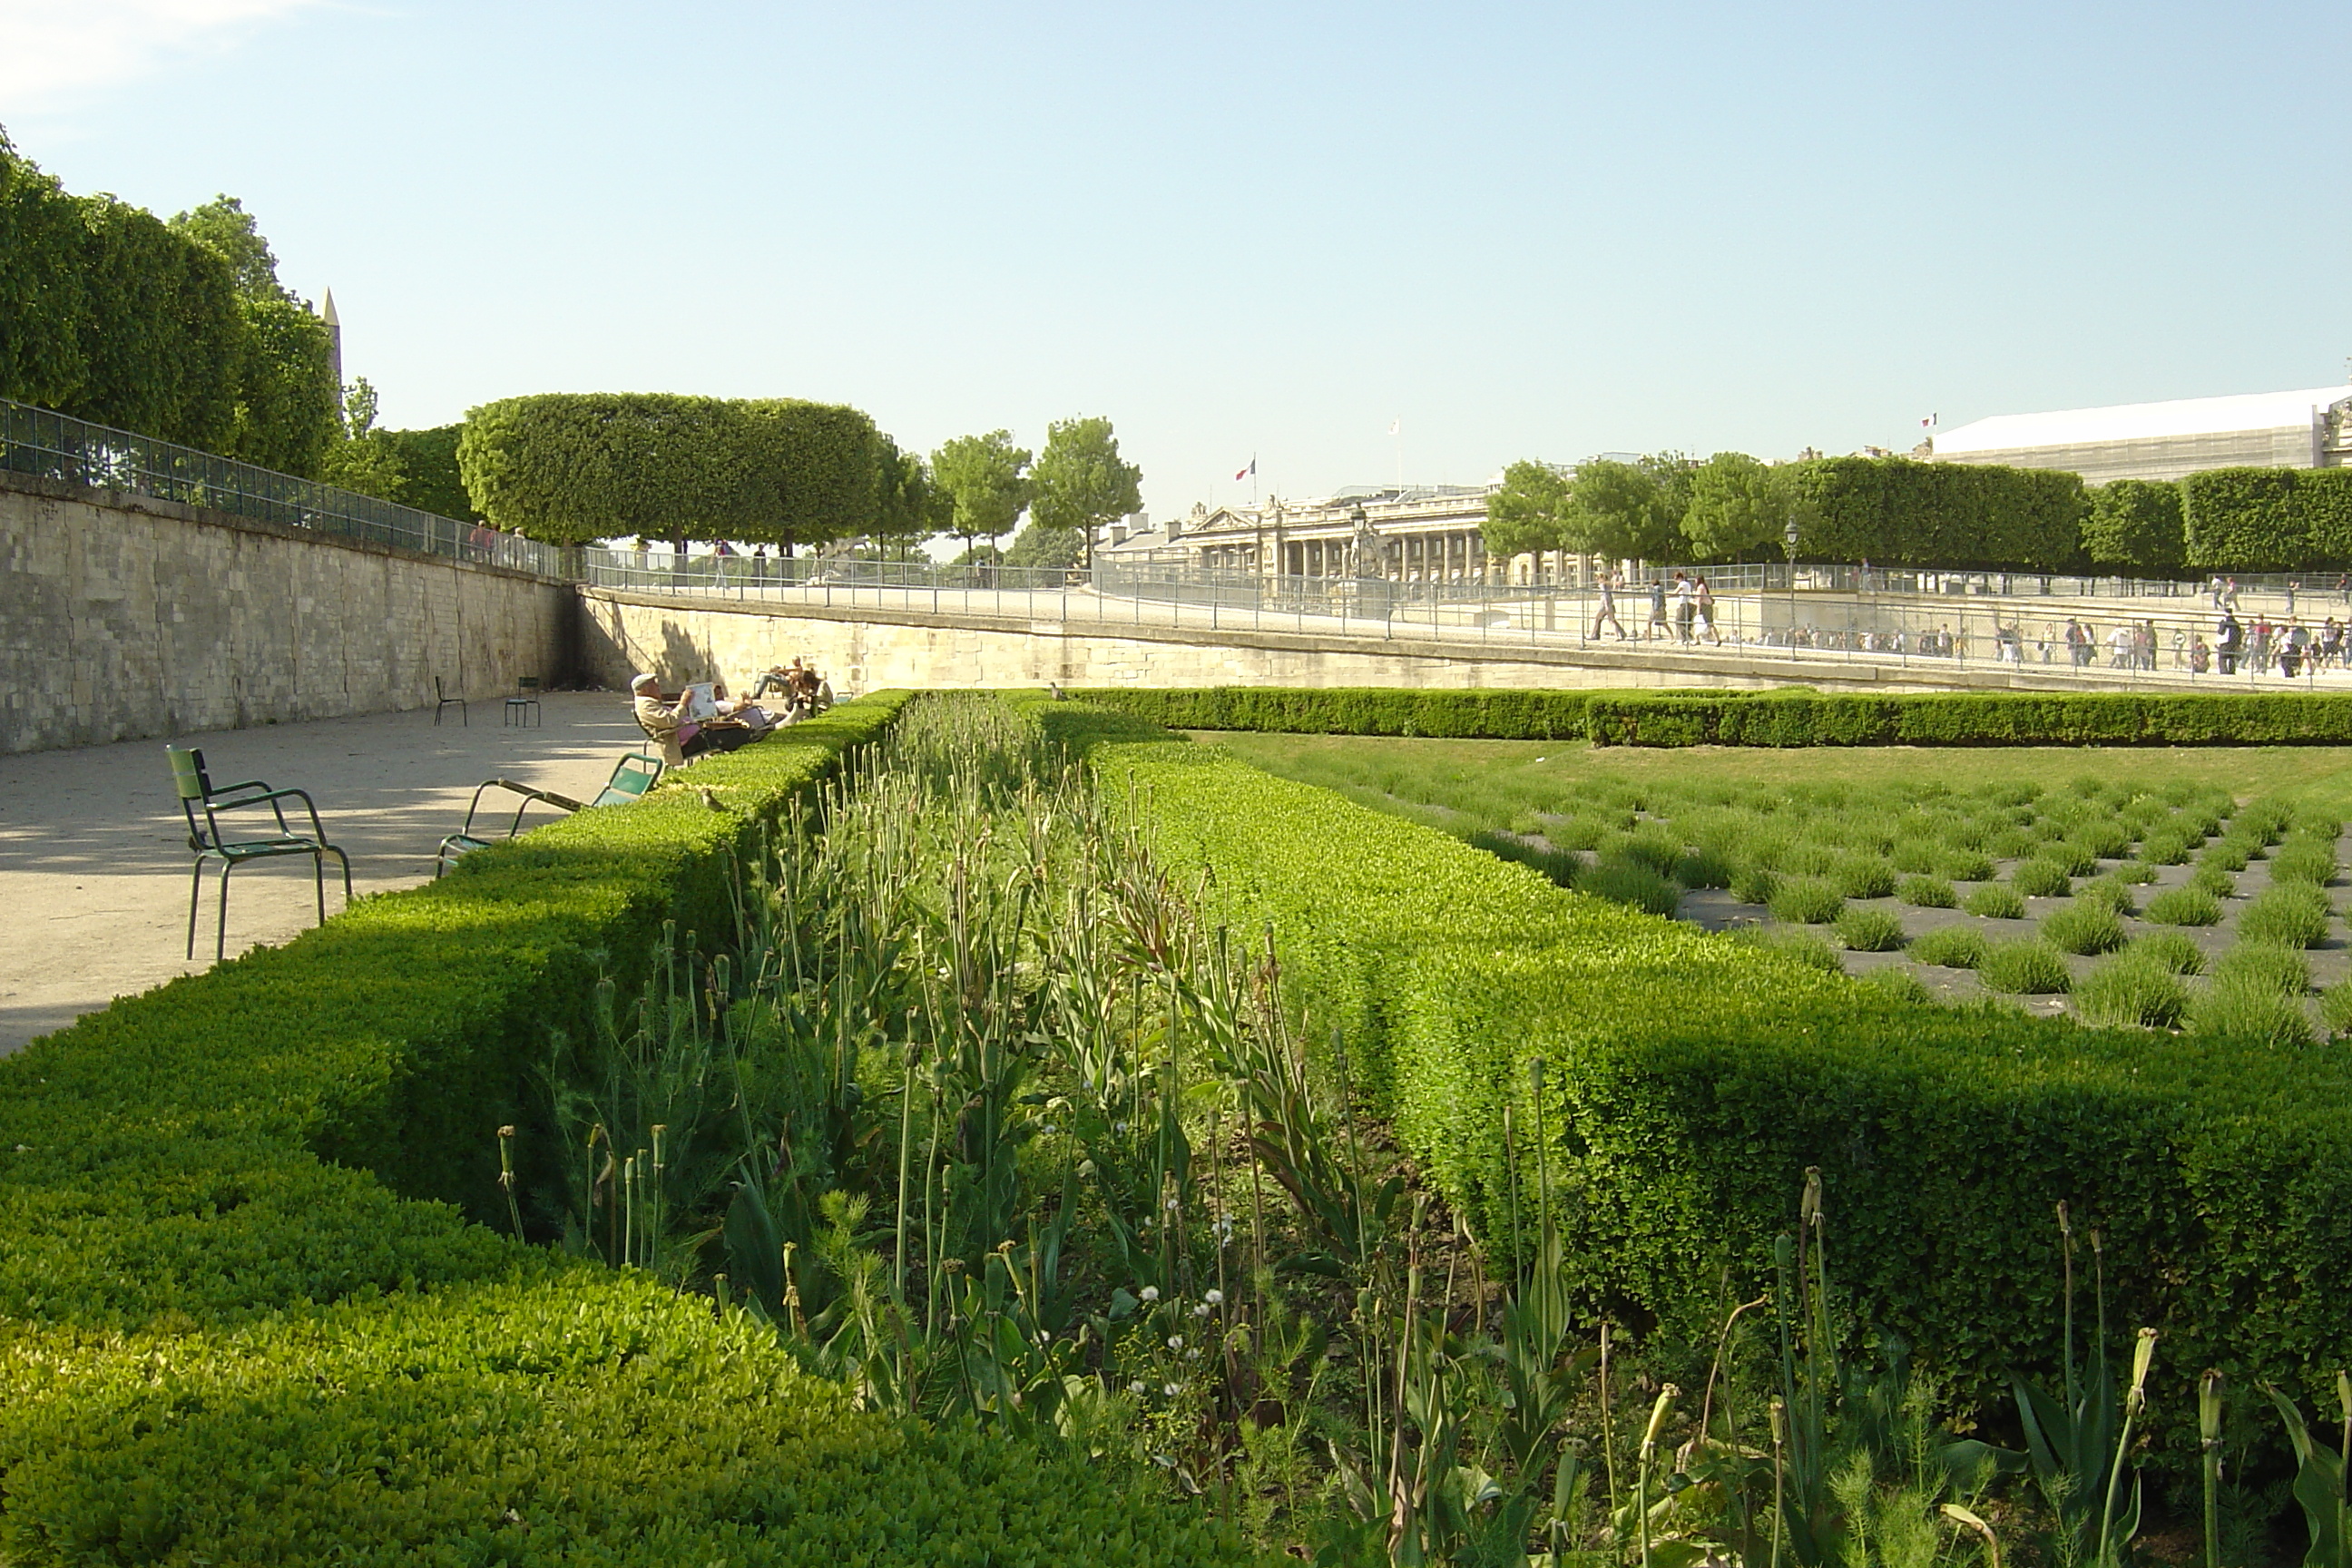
[168,746,353,961]
[435,676,467,726]
[503,676,543,727]
[436,753,666,876]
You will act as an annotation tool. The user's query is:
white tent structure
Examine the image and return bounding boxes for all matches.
[1933,387,2352,483]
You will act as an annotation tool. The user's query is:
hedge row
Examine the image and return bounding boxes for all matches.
[1077,712,2352,1452]
[2182,466,2352,573]
[0,692,1245,1564]
[0,137,338,470]
[1784,455,2092,572]
[1075,685,2352,748]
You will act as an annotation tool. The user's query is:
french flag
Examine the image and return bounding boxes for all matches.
[1235,456,1255,482]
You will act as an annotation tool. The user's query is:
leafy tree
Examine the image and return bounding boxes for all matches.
[1482,460,1573,559]
[2082,479,2185,576]
[1562,454,1690,562]
[932,430,1033,553]
[169,194,337,475]
[867,435,946,551]
[740,398,884,555]
[167,196,296,304]
[1028,415,1142,568]
[1681,451,1798,560]
[1002,518,1085,570]
[382,425,479,520]
[317,377,406,500]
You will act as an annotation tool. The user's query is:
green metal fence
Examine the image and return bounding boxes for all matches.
[0,397,570,578]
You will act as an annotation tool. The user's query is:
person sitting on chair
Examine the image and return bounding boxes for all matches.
[632,673,755,767]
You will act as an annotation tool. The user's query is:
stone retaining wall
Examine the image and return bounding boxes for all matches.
[0,471,573,754]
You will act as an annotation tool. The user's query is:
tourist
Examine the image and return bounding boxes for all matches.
[2250,618,2274,675]
[2190,635,2211,674]
[630,673,758,767]
[1592,571,1626,640]
[2323,618,2345,670]
[1694,575,1719,644]
[1670,572,1697,642]
[1648,577,1670,641]
[2281,621,2310,679]
[2217,612,2243,675]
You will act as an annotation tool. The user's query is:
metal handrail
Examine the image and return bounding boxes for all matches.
[0,397,569,579]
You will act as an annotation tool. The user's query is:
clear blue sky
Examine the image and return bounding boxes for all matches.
[6,1,2346,517]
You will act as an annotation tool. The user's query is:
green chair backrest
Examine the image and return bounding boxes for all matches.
[588,754,663,808]
[167,746,206,802]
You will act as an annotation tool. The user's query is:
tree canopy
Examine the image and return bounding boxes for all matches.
[1681,451,1798,561]
[1481,461,1573,558]
[1028,416,1142,567]
[457,391,891,550]
[931,430,1034,548]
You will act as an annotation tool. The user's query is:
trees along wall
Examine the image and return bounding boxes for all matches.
[456,392,895,554]
[0,136,338,473]
[1024,415,1143,569]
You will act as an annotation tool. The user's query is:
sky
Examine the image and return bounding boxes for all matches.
[4,1,2347,520]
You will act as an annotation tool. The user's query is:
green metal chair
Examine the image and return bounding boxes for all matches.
[168,746,353,961]
[435,753,665,877]
[435,676,467,726]
[503,676,543,727]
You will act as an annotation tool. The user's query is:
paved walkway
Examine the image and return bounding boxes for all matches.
[0,693,647,1055]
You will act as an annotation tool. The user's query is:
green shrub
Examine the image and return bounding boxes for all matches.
[1726,924,1846,975]
[2321,979,2352,1039]
[2201,838,2254,872]
[2188,980,2311,1046]
[1897,875,1957,908]
[1730,866,1780,906]
[2074,955,2189,1029]
[2127,930,2207,975]
[1836,907,1909,952]
[1095,717,2352,1466]
[1768,878,1847,925]
[1574,857,1682,916]
[2189,866,2238,900]
[1671,847,1735,889]
[1859,966,1934,1004]
[2237,886,2333,949]
[2115,859,2161,885]
[1940,849,1996,883]
[1908,925,1987,968]
[2046,840,2104,877]
[2078,877,2139,917]
[2146,886,2224,926]
[1834,856,1898,900]
[1987,828,2040,860]
[2268,839,2338,887]
[1964,884,2028,919]
[2139,828,2197,865]
[2011,860,2073,898]
[1890,839,1941,874]
[2211,943,2311,998]
[1977,939,2073,995]
[2041,902,2126,956]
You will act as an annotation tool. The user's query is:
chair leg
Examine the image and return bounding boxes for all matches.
[329,846,353,901]
[187,859,205,960]
[216,860,235,963]
[314,850,327,926]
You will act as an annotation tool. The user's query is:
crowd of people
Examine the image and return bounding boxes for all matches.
[627,659,835,767]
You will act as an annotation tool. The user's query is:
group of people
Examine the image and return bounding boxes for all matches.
[1591,570,1722,645]
[627,659,835,767]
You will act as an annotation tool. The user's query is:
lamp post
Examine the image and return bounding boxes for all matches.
[1783,518,1800,649]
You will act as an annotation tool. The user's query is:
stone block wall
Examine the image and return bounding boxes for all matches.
[0,472,573,754]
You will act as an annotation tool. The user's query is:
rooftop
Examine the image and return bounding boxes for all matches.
[1936,386,2350,455]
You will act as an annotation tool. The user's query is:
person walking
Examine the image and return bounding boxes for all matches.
[1592,571,1627,640]
[1647,577,1670,641]
[1694,575,1720,644]
[1670,571,1697,642]
[2218,612,2243,675]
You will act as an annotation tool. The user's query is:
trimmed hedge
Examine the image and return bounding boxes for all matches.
[0,692,1251,1563]
[1079,710,2352,1455]
[1078,686,2352,749]
[1782,455,2090,571]
[2182,466,2352,573]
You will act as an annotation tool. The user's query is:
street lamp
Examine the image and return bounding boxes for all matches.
[1783,518,1800,649]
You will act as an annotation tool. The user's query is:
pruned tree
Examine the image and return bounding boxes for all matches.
[1027,415,1142,568]
[932,429,1033,554]
[1482,460,1573,560]
[1681,451,1798,561]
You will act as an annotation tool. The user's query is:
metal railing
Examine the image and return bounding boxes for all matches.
[0,397,569,578]
[579,549,2352,690]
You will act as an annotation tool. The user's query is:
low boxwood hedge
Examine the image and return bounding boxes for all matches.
[0,691,1253,1564]
[1079,710,2352,1463]
[1074,686,2352,748]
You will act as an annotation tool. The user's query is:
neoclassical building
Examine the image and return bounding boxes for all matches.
[1102,483,1588,585]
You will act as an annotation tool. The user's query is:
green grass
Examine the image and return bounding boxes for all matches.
[2144,886,2223,926]
[1978,939,2073,995]
[2011,859,2073,898]
[2074,954,2189,1029]
[1836,906,1908,952]
[1574,857,1684,916]
[1908,925,1987,969]
[1898,875,1958,908]
[2041,902,2126,956]
[2236,885,2333,948]
[1768,878,1847,925]
[2125,930,2206,975]
[1834,857,1898,899]
[1963,884,2028,920]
